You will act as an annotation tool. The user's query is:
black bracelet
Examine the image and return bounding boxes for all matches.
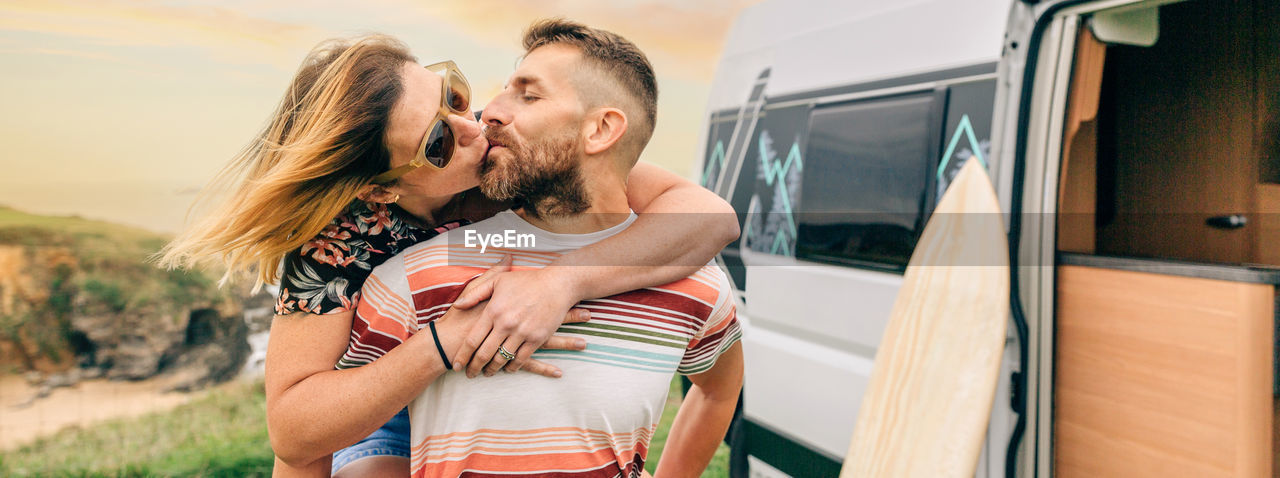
[428,321,452,370]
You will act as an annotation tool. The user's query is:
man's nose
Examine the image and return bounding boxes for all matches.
[445,114,484,147]
[479,99,510,127]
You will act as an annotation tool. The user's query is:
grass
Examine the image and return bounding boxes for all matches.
[0,381,273,477]
[0,205,169,259]
[0,378,729,477]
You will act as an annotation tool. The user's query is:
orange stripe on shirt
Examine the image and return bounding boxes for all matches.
[414,447,622,477]
[650,277,719,307]
[360,276,414,334]
[411,426,653,453]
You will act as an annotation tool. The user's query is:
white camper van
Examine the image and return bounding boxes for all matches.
[700,0,1279,476]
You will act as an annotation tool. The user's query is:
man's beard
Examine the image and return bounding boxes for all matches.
[479,126,589,219]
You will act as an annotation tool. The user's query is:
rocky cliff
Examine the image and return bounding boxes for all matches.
[0,206,250,391]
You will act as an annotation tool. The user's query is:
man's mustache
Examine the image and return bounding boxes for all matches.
[484,127,516,151]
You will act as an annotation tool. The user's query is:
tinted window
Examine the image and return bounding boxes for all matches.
[795,93,941,270]
[703,115,760,226]
[740,105,811,259]
[702,114,755,289]
[701,115,733,191]
[937,79,996,198]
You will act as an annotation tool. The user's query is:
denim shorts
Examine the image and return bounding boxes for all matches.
[331,407,411,474]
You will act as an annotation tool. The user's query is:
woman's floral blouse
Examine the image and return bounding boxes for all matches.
[274,200,465,315]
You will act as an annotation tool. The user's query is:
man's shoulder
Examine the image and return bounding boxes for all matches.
[603,261,734,319]
[663,261,734,301]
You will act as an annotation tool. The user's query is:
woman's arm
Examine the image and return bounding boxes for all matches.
[264,308,451,467]
[265,262,587,467]
[452,162,740,376]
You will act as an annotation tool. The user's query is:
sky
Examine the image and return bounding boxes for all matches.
[0,0,758,233]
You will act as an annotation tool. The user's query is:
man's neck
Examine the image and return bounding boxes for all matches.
[517,162,631,234]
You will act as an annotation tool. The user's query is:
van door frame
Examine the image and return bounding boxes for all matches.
[1004,0,1187,476]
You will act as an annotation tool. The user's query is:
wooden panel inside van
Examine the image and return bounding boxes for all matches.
[1054,265,1272,477]
[1056,28,1105,254]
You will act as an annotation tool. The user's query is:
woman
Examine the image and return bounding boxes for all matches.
[160,35,737,477]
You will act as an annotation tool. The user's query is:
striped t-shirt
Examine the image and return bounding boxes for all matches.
[350,210,741,478]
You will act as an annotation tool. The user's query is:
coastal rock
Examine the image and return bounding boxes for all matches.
[71,307,188,381]
[69,306,250,383]
[160,307,251,391]
[0,210,250,395]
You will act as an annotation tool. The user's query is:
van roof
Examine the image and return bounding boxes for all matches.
[707,0,1013,111]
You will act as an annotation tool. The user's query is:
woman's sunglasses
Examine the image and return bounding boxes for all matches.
[370,60,472,184]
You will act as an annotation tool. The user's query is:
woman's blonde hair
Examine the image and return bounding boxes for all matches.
[159,34,416,289]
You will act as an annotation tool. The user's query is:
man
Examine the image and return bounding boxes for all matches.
[351,19,744,477]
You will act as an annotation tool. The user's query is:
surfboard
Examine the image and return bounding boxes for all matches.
[839,159,1010,477]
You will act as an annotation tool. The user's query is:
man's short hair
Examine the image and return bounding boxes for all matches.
[523,18,658,161]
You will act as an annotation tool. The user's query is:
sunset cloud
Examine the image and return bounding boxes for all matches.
[0,0,330,68]
[386,0,758,81]
[5,46,127,64]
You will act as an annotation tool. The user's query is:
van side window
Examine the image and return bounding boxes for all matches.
[795,92,942,270]
[937,79,996,197]
[701,114,733,190]
[741,105,811,259]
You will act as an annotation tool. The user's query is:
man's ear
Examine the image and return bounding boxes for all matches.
[583,108,628,156]
[356,183,399,203]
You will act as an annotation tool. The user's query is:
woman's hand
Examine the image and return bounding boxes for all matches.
[448,256,588,378]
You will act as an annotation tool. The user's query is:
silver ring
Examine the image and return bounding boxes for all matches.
[497,346,516,361]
